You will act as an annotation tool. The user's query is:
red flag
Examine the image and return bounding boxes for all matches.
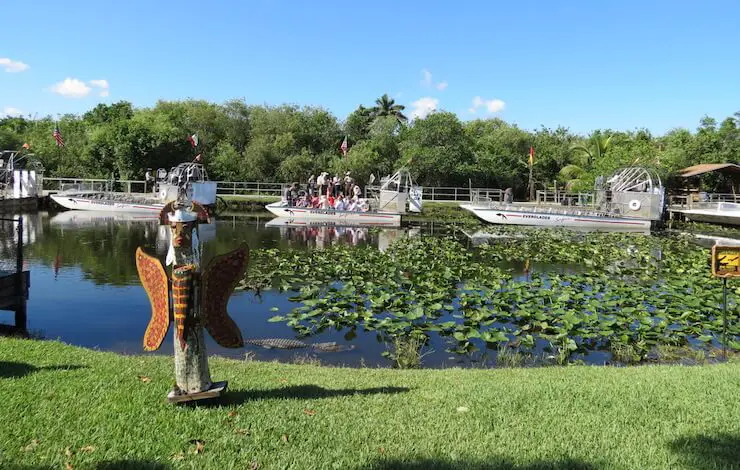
[528,146,534,166]
[340,136,348,156]
[187,133,199,148]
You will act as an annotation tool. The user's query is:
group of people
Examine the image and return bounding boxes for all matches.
[284,171,368,211]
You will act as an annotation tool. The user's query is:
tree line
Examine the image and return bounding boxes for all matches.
[1,95,738,196]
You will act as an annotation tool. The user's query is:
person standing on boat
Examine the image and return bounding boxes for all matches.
[332,174,341,197]
[285,183,297,207]
[145,168,155,194]
[504,187,514,204]
[308,174,316,195]
[344,172,354,196]
[317,172,327,196]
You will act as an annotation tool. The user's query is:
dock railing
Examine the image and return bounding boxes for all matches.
[42,177,506,202]
[668,193,740,209]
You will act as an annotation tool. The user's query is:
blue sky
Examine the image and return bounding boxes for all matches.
[1,0,738,134]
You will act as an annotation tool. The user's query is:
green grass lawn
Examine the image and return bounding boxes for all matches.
[1,339,738,470]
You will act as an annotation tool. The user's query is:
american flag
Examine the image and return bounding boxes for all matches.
[340,136,348,156]
[53,125,65,147]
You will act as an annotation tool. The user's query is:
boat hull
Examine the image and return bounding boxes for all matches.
[460,204,652,231]
[265,202,401,226]
[50,194,164,213]
[680,210,740,226]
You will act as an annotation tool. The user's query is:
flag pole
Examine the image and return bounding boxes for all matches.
[528,145,535,202]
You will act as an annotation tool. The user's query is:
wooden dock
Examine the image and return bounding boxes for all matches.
[0,215,30,336]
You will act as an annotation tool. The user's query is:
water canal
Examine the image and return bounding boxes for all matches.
[0,211,737,368]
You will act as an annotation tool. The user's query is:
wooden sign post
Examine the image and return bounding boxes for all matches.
[710,245,738,358]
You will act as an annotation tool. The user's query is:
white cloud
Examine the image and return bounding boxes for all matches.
[51,78,92,98]
[420,68,448,91]
[421,68,433,87]
[410,97,439,120]
[1,106,23,117]
[485,99,505,113]
[0,58,29,73]
[469,96,505,114]
[89,79,110,97]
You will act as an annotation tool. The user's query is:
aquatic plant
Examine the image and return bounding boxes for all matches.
[245,228,740,366]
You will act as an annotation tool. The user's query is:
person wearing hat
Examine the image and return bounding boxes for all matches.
[344,171,354,197]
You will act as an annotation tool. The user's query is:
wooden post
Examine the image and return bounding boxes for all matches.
[169,238,214,396]
[15,216,26,332]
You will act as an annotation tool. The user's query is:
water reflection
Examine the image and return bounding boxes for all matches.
[6,211,725,368]
[1,211,431,367]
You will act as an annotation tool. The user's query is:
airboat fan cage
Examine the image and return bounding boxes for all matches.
[604,167,662,193]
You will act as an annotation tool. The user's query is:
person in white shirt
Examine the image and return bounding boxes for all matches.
[316,172,326,196]
[332,175,341,197]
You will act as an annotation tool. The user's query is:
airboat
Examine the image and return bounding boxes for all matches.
[460,167,666,231]
[0,150,44,199]
[265,168,423,227]
[50,162,217,214]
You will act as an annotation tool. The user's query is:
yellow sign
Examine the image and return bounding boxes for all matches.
[711,245,740,278]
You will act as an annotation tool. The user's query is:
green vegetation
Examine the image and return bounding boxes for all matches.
[1,338,738,469]
[404,202,480,224]
[1,99,739,198]
[250,231,740,365]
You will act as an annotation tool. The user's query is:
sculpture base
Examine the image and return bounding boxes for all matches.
[167,380,228,404]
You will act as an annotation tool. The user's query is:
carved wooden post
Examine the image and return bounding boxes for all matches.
[136,198,248,404]
[168,207,213,397]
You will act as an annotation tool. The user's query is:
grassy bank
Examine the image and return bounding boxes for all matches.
[1,339,739,469]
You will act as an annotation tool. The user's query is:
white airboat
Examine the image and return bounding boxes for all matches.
[460,167,666,231]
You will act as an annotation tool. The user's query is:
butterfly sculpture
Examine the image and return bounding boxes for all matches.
[135,201,247,353]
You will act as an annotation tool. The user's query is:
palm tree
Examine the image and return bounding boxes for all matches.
[559,134,612,190]
[571,134,612,168]
[371,94,408,124]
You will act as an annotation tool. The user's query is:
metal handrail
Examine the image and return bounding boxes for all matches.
[42,177,505,202]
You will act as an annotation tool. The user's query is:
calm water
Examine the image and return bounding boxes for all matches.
[3,212,731,368]
[0,211,484,367]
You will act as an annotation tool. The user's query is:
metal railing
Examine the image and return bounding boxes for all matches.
[668,193,740,209]
[536,190,595,206]
[216,181,284,197]
[42,177,147,194]
[42,177,505,202]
